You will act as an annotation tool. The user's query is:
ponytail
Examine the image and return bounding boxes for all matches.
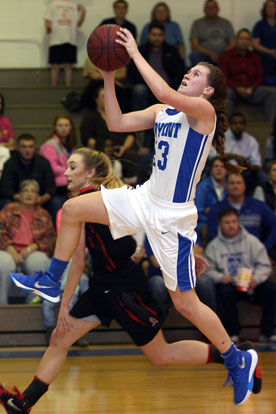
[198,62,245,173]
[73,148,124,189]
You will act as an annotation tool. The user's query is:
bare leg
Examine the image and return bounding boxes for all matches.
[169,287,231,354]
[50,64,60,87]
[36,316,100,384]
[64,64,72,87]
[54,191,110,261]
[141,330,208,366]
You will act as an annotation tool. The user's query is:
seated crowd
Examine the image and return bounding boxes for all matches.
[1,0,276,346]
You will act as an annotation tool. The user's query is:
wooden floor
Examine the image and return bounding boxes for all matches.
[0,347,275,414]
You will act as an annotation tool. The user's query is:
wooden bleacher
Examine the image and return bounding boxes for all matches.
[0,301,267,347]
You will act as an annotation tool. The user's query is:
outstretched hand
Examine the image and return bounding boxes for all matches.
[116,27,139,59]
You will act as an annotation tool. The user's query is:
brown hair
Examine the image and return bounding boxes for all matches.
[198,62,244,173]
[113,0,128,9]
[151,2,171,22]
[73,148,124,189]
[50,114,77,152]
[261,0,276,18]
[218,207,238,222]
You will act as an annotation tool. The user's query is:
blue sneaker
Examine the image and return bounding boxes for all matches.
[224,349,258,405]
[9,271,60,303]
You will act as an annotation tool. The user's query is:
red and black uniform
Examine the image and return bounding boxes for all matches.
[70,187,167,346]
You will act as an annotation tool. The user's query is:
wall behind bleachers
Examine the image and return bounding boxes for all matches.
[0,0,266,69]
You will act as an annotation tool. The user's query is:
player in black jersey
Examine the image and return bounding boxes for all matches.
[0,148,261,414]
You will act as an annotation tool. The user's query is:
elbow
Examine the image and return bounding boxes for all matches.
[106,121,117,132]
[106,119,123,132]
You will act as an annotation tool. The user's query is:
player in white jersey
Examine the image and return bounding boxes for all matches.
[10,28,258,405]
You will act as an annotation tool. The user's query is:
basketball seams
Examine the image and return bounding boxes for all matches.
[87,24,130,71]
[113,48,129,65]
[88,31,104,66]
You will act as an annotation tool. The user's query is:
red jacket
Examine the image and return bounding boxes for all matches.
[0,202,56,252]
[218,47,264,89]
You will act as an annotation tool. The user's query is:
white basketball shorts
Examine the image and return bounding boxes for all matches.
[101,182,198,292]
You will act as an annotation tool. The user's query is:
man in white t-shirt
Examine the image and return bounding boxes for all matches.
[45,0,86,86]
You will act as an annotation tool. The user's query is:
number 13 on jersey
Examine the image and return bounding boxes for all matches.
[153,140,169,171]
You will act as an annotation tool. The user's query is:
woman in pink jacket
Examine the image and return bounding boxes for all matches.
[40,114,77,218]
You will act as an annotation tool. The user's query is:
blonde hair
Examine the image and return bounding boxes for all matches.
[73,148,124,189]
[19,179,40,193]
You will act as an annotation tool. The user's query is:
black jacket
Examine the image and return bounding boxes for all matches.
[127,41,184,90]
[0,152,56,199]
[260,181,276,212]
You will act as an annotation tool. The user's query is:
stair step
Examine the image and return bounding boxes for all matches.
[6,104,84,125]
[0,68,87,87]
[2,85,85,105]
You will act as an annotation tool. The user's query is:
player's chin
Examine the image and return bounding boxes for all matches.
[178,84,187,93]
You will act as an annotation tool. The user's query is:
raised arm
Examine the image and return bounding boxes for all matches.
[103,71,162,132]
[115,28,214,126]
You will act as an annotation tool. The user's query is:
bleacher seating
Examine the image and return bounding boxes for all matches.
[0,68,275,347]
[0,68,86,146]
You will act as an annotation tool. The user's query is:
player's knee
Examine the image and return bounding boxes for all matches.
[49,329,70,350]
[173,299,193,320]
[148,353,168,367]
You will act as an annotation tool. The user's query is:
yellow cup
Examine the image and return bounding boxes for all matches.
[236,267,252,292]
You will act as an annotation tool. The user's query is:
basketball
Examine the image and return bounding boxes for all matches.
[87,24,130,71]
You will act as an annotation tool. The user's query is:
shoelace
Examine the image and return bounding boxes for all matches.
[34,271,43,278]
[223,372,236,388]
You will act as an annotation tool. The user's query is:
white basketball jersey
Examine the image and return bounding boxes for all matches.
[148,107,215,203]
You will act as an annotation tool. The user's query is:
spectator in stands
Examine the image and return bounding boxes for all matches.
[252,0,276,85]
[80,58,131,113]
[195,156,227,244]
[223,112,266,195]
[207,173,276,262]
[44,0,86,87]
[204,208,276,343]
[0,133,56,210]
[189,0,235,66]
[264,117,276,166]
[0,179,55,304]
[40,114,77,217]
[98,138,123,179]
[80,87,138,183]
[218,28,276,122]
[99,0,136,39]
[140,2,185,60]
[0,93,14,150]
[253,160,276,214]
[128,22,184,112]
